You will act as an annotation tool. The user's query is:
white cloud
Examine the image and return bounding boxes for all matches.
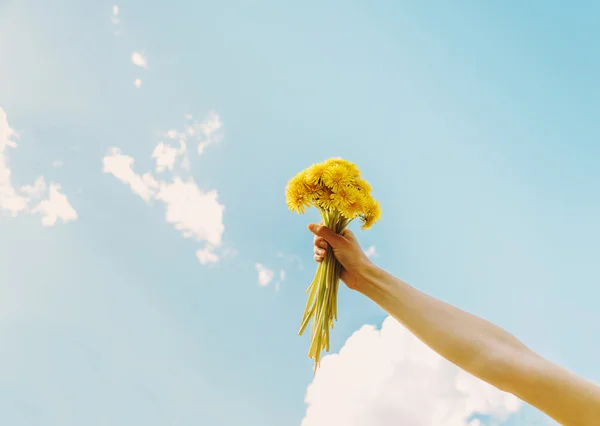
[52,160,64,168]
[301,316,522,426]
[196,247,219,265]
[111,5,120,26]
[272,269,286,292]
[364,245,378,258]
[195,112,223,155]
[134,79,142,88]
[155,112,224,158]
[152,141,186,172]
[0,109,28,215]
[103,155,225,247]
[102,147,158,202]
[256,263,275,287]
[0,108,77,225]
[155,178,224,246]
[131,51,148,69]
[20,176,47,198]
[31,183,78,226]
[103,113,227,264]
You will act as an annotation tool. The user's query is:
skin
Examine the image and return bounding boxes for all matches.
[308,223,600,426]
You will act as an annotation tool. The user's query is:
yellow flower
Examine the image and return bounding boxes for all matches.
[316,187,336,210]
[285,171,310,214]
[325,158,361,178]
[355,178,372,194]
[304,182,324,202]
[329,184,351,207]
[322,164,351,192]
[360,199,382,229]
[338,187,364,219]
[305,163,328,185]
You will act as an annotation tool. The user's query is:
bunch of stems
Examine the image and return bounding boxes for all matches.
[298,209,352,369]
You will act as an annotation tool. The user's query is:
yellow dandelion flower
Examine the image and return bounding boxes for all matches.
[355,178,372,194]
[304,182,324,202]
[360,199,382,229]
[324,158,361,178]
[286,188,310,214]
[322,164,351,192]
[330,184,355,210]
[338,187,364,219]
[316,187,336,210]
[285,171,310,214]
[305,163,328,185]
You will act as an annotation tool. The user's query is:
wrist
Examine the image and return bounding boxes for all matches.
[355,260,401,302]
[355,260,382,294]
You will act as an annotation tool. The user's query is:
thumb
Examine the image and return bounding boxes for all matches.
[308,224,344,247]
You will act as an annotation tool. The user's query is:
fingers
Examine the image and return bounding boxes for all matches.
[313,235,328,249]
[313,236,327,262]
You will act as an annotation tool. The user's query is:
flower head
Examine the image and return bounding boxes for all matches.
[305,163,328,185]
[360,199,382,229]
[322,164,352,192]
[285,158,379,226]
[285,171,310,214]
[325,157,361,179]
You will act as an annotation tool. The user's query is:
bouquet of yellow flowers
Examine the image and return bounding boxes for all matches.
[285,158,381,370]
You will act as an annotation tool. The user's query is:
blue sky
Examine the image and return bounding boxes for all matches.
[1,0,599,425]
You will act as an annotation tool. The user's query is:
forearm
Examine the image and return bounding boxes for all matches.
[357,261,530,389]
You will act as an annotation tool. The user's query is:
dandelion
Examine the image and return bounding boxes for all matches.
[285,157,381,370]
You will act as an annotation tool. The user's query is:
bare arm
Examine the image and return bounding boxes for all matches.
[357,262,600,425]
[309,223,600,425]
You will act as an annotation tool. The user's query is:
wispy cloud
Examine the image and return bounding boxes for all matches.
[364,245,378,259]
[102,148,159,202]
[256,263,275,287]
[276,251,304,270]
[111,5,120,24]
[134,78,142,88]
[301,316,522,426]
[152,141,187,173]
[131,51,148,69]
[194,112,223,155]
[0,108,77,225]
[196,247,219,265]
[103,112,227,265]
[111,4,120,36]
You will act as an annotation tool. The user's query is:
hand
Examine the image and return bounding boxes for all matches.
[308,223,372,291]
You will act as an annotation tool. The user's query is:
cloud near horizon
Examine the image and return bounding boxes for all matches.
[302,316,522,426]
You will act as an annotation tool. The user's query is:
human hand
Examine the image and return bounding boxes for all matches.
[308,223,372,291]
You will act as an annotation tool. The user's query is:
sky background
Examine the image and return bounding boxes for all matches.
[1,0,599,425]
